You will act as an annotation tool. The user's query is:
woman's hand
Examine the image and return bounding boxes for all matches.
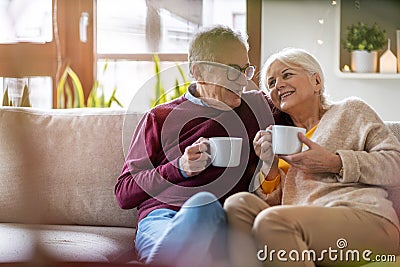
[280,133,342,174]
[179,137,210,177]
[253,127,279,178]
[253,129,273,161]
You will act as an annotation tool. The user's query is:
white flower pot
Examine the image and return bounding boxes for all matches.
[351,50,378,73]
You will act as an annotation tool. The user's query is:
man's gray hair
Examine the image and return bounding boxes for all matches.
[188,25,249,64]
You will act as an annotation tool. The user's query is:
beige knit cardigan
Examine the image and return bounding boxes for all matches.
[256,97,400,228]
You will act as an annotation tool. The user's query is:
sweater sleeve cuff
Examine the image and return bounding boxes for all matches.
[158,158,187,183]
[336,150,360,183]
[260,170,281,194]
[177,157,190,179]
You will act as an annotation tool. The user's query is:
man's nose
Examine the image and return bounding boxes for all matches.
[235,73,248,87]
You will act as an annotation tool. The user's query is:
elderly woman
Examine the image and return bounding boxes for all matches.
[224,47,400,267]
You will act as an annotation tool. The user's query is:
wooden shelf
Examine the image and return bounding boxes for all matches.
[336,72,400,79]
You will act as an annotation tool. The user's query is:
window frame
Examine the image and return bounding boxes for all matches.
[94,0,262,88]
[0,0,261,108]
[0,0,94,108]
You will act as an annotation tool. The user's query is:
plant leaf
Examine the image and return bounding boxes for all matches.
[87,84,97,108]
[2,86,10,106]
[20,84,31,107]
[65,82,73,108]
[66,66,85,108]
[57,67,69,108]
[110,87,123,108]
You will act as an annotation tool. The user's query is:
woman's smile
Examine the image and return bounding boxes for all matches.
[279,89,295,101]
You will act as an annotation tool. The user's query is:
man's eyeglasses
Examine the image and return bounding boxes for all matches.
[227,63,256,81]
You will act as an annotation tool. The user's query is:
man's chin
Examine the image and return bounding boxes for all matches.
[226,88,243,96]
[228,98,242,109]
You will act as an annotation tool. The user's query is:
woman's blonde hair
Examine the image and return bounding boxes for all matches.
[260,47,330,109]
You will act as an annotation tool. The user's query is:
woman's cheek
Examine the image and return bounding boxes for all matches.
[270,90,280,107]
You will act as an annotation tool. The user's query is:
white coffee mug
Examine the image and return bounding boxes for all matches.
[267,125,306,155]
[207,137,243,167]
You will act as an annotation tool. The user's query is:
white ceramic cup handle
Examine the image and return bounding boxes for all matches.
[201,139,215,162]
[266,129,273,139]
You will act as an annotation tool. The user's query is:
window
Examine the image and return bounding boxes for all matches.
[0,0,53,108]
[0,0,52,44]
[96,0,247,110]
[0,0,261,109]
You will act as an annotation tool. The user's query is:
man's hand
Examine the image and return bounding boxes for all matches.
[179,137,210,177]
[280,133,342,174]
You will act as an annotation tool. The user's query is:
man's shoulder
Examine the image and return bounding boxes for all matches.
[242,89,266,98]
[241,90,270,107]
[150,96,187,115]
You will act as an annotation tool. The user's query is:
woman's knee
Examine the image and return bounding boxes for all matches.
[224,192,256,213]
[253,206,295,237]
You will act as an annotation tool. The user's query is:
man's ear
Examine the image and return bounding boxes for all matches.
[191,64,203,81]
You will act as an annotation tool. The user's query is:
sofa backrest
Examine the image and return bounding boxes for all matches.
[1,107,400,227]
[0,107,142,228]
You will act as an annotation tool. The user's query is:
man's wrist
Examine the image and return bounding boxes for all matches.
[178,157,190,179]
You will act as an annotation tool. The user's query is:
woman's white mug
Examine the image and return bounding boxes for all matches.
[206,137,243,167]
[267,125,306,155]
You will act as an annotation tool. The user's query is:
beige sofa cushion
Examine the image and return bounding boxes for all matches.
[0,223,137,263]
[0,107,141,227]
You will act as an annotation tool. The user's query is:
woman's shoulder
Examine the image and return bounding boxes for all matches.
[326,96,382,124]
[329,96,376,114]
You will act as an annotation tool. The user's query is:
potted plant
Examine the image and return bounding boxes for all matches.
[343,22,386,73]
[150,54,190,108]
[57,63,123,109]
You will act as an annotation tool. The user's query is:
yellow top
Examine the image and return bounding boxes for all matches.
[260,125,318,193]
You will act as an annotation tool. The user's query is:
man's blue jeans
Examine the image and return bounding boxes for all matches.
[135,192,227,267]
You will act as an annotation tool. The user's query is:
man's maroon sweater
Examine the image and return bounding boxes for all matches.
[115,90,291,223]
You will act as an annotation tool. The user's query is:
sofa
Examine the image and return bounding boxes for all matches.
[0,107,399,266]
[0,107,142,265]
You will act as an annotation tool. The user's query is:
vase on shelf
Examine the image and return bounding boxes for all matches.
[351,50,378,73]
[379,39,397,73]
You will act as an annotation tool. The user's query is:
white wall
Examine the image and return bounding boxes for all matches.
[261,0,400,121]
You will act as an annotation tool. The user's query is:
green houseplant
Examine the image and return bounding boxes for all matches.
[343,22,386,72]
[151,54,190,107]
[57,63,123,109]
[344,22,386,52]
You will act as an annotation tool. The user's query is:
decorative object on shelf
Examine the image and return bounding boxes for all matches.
[380,39,397,73]
[2,78,31,107]
[351,50,378,73]
[343,22,386,73]
[397,30,400,73]
[342,65,351,72]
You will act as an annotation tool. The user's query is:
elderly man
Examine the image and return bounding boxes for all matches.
[114,25,290,267]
